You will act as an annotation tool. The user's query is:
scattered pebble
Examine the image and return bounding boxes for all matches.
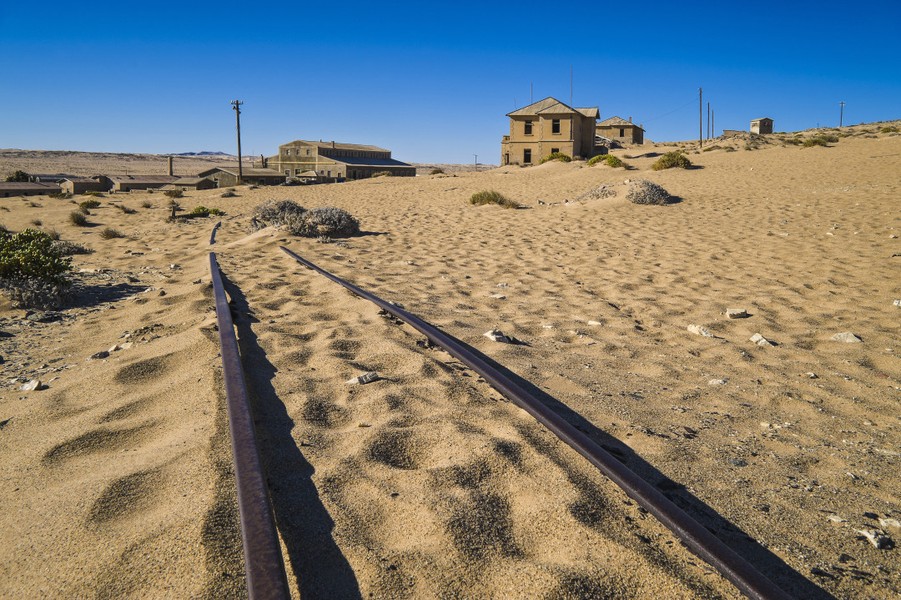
[856,529,892,550]
[687,324,713,337]
[357,422,372,428]
[484,329,515,343]
[831,332,862,343]
[749,333,775,347]
[725,308,749,319]
[879,518,901,529]
[708,379,728,386]
[893,299,901,307]
[828,515,848,524]
[489,293,506,300]
[89,350,110,360]
[806,372,818,379]
[20,379,43,391]
[158,290,166,297]
[587,320,602,326]
[346,372,379,385]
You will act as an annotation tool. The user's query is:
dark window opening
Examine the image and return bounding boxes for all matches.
[551,148,559,154]
[524,149,532,163]
[552,119,561,134]
[524,120,533,135]
[619,128,625,137]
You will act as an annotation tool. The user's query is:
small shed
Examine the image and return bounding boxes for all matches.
[59,177,108,195]
[0,182,60,197]
[750,118,774,135]
[161,177,216,191]
[197,167,286,187]
[596,116,645,145]
[108,175,177,192]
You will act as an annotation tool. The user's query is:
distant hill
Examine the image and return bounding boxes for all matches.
[170,151,235,157]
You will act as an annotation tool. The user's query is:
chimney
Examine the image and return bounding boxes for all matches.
[332,140,335,149]
[167,156,173,176]
[628,116,632,123]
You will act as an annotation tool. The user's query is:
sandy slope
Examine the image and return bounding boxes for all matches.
[1,125,899,599]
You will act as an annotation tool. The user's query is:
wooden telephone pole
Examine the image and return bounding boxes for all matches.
[231,100,244,184]
[699,87,703,147]
[839,101,846,127]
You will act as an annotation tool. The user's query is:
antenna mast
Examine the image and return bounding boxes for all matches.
[231,99,244,184]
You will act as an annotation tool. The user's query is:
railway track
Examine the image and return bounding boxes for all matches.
[209,246,797,600]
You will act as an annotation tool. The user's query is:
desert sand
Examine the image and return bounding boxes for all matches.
[0,124,899,599]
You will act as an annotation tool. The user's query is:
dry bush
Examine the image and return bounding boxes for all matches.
[626,180,672,205]
[651,151,692,170]
[99,227,125,239]
[469,190,520,208]
[287,207,360,238]
[250,199,306,230]
[69,211,89,226]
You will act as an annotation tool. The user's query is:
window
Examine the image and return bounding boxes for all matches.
[285,170,290,176]
[306,149,311,156]
[523,149,532,163]
[552,119,561,134]
[524,120,533,135]
[551,148,559,154]
[619,128,625,137]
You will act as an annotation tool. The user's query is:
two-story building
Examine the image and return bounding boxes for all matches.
[265,140,415,181]
[500,97,605,166]
[596,116,645,145]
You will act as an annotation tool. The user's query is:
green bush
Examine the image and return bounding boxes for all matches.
[587,155,605,166]
[69,211,89,226]
[539,152,572,164]
[430,168,445,175]
[82,190,104,197]
[651,151,692,171]
[802,135,838,147]
[469,190,520,208]
[51,239,93,255]
[604,155,626,168]
[99,227,124,239]
[626,180,672,205]
[164,188,184,199]
[880,125,899,133]
[79,199,101,210]
[190,206,225,217]
[0,229,73,308]
[5,170,29,182]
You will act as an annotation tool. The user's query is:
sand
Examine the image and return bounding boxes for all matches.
[1,124,899,599]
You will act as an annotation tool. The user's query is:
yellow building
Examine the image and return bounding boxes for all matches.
[596,116,645,145]
[265,140,415,181]
[500,97,605,166]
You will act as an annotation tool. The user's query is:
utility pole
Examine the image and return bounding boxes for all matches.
[699,87,703,147]
[839,101,846,127]
[570,65,573,106]
[231,99,244,184]
[474,154,478,171]
[711,109,715,139]
[707,101,711,139]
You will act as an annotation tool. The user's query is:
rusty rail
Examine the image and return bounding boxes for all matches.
[209,252,291,600]
[279,246,793,600]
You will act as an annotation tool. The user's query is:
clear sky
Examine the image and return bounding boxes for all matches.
[1,1,899,164]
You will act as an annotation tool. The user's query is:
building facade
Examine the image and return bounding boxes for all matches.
[596,116,645,145]
[197,167,286,187]
[108,175,178,192]
[750,118,774,135]
[500,97,605,166]
[265,140,416,181]
[0,182,59,197]
[60,177,107,195]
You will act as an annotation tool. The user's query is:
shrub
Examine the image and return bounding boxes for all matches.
[140,200,153,208]
[45,228,60,240]
[587,155,605,166]
[469,190,520,208]
[285,207,360,238]
[50,191,73,199]
[114,204,137,214]
[69,211,89,226]
[82,190,104,197]
[880,125,899,133]
[0,228,72,308]
[802,135,837,147]
[604,155,626,168]
[372,171,392,177]
[99,227,124,239]
[430,168,445,175]
[540,152,572,164]
[220,189,238,198]
[5,170,29,182]
[576,184,616,201]
[251,199,306,230]
[79,199,101,210]
[626,180,672,205]
[31,219,42,226]
[651,151,692,170]
[164,188,184,198]
[51,239,93,255]
[190,206,225,217]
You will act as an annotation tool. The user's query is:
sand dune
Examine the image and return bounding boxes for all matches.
[1,124,899,599]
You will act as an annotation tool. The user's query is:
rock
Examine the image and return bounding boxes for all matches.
[726,308,749,319]
[587,320,603,326]
[856,529,892,549]
[20,379,43,391]
[894,299,901,307]
[89,350,110,360]
[27,311,62,323]
[687,324,713,337]
[879,518,901,529]
[828,515,848,524]
[709,379,728,386]
[192,279,202,284]
[158,290,166,297]
[831,332,862,343]
[728,458,748,467]
[484,329,515,343]
[0,417,10,430]
[108,344,122,353]
[346,372,379,385]
[806,372,818,379]
[169,263,180,270]
[489,293,507,300]
[541,324,555,329]
[496,283,508,288]
[749,333,775,347]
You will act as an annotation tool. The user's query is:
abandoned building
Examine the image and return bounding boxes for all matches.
[107,175,178,192]
[197,167,286,187]
[500,97,605,166]
[596,116,645,145]
[750,118,774,135]
[264,140,416,181]
[59,177,107,195]
[161,177,216,191]
[0,182,60,197]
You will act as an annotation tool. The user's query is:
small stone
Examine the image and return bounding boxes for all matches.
[725,308,749,319]
[20,379,43,391]
[831,332,862,343]
[489,293,507,300]
[346,372,379,385]
[496,283,508,288]
[687,324,713,337]
[879,518,901,529]
[158,290,166,297]
[192,279,202,284]
[541,324,555,329]
[893,299,901,307]
[108,344,122,353]
[89,350,110,360]
[708,379,727,386]
[749,333,775,347]
[806,372,818,379]
[856,529,892,549]
[587,320,603,326]
[728,458,748,467]
[484,329,514,343]
[169,263,180,270]
[358,422,372,428]
[828,515,848,524]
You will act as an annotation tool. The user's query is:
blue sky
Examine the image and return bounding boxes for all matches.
[1,1,899,164]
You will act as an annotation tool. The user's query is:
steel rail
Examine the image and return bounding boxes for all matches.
[279,246,793,600]
[209,252,291,600]
[210,221,222,245]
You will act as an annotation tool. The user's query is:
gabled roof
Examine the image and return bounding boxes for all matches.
[197,167,284,178]
[597,116,644,130]
[108,175,177,183]
[281,140,389,153]
[507,97,599,118]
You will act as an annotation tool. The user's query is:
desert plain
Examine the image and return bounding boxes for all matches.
[0,125,899,599]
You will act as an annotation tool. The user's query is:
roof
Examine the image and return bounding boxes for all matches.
[172,177,212,185]
[109,175,177,183]
[197,167,285,178]
[597,116,644,130]
[281,140,389,153]
[751,117,774,122]
[0,182,59,190]
[507,97,599,118]
[60,177,100,183]
[328,156,414,168]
